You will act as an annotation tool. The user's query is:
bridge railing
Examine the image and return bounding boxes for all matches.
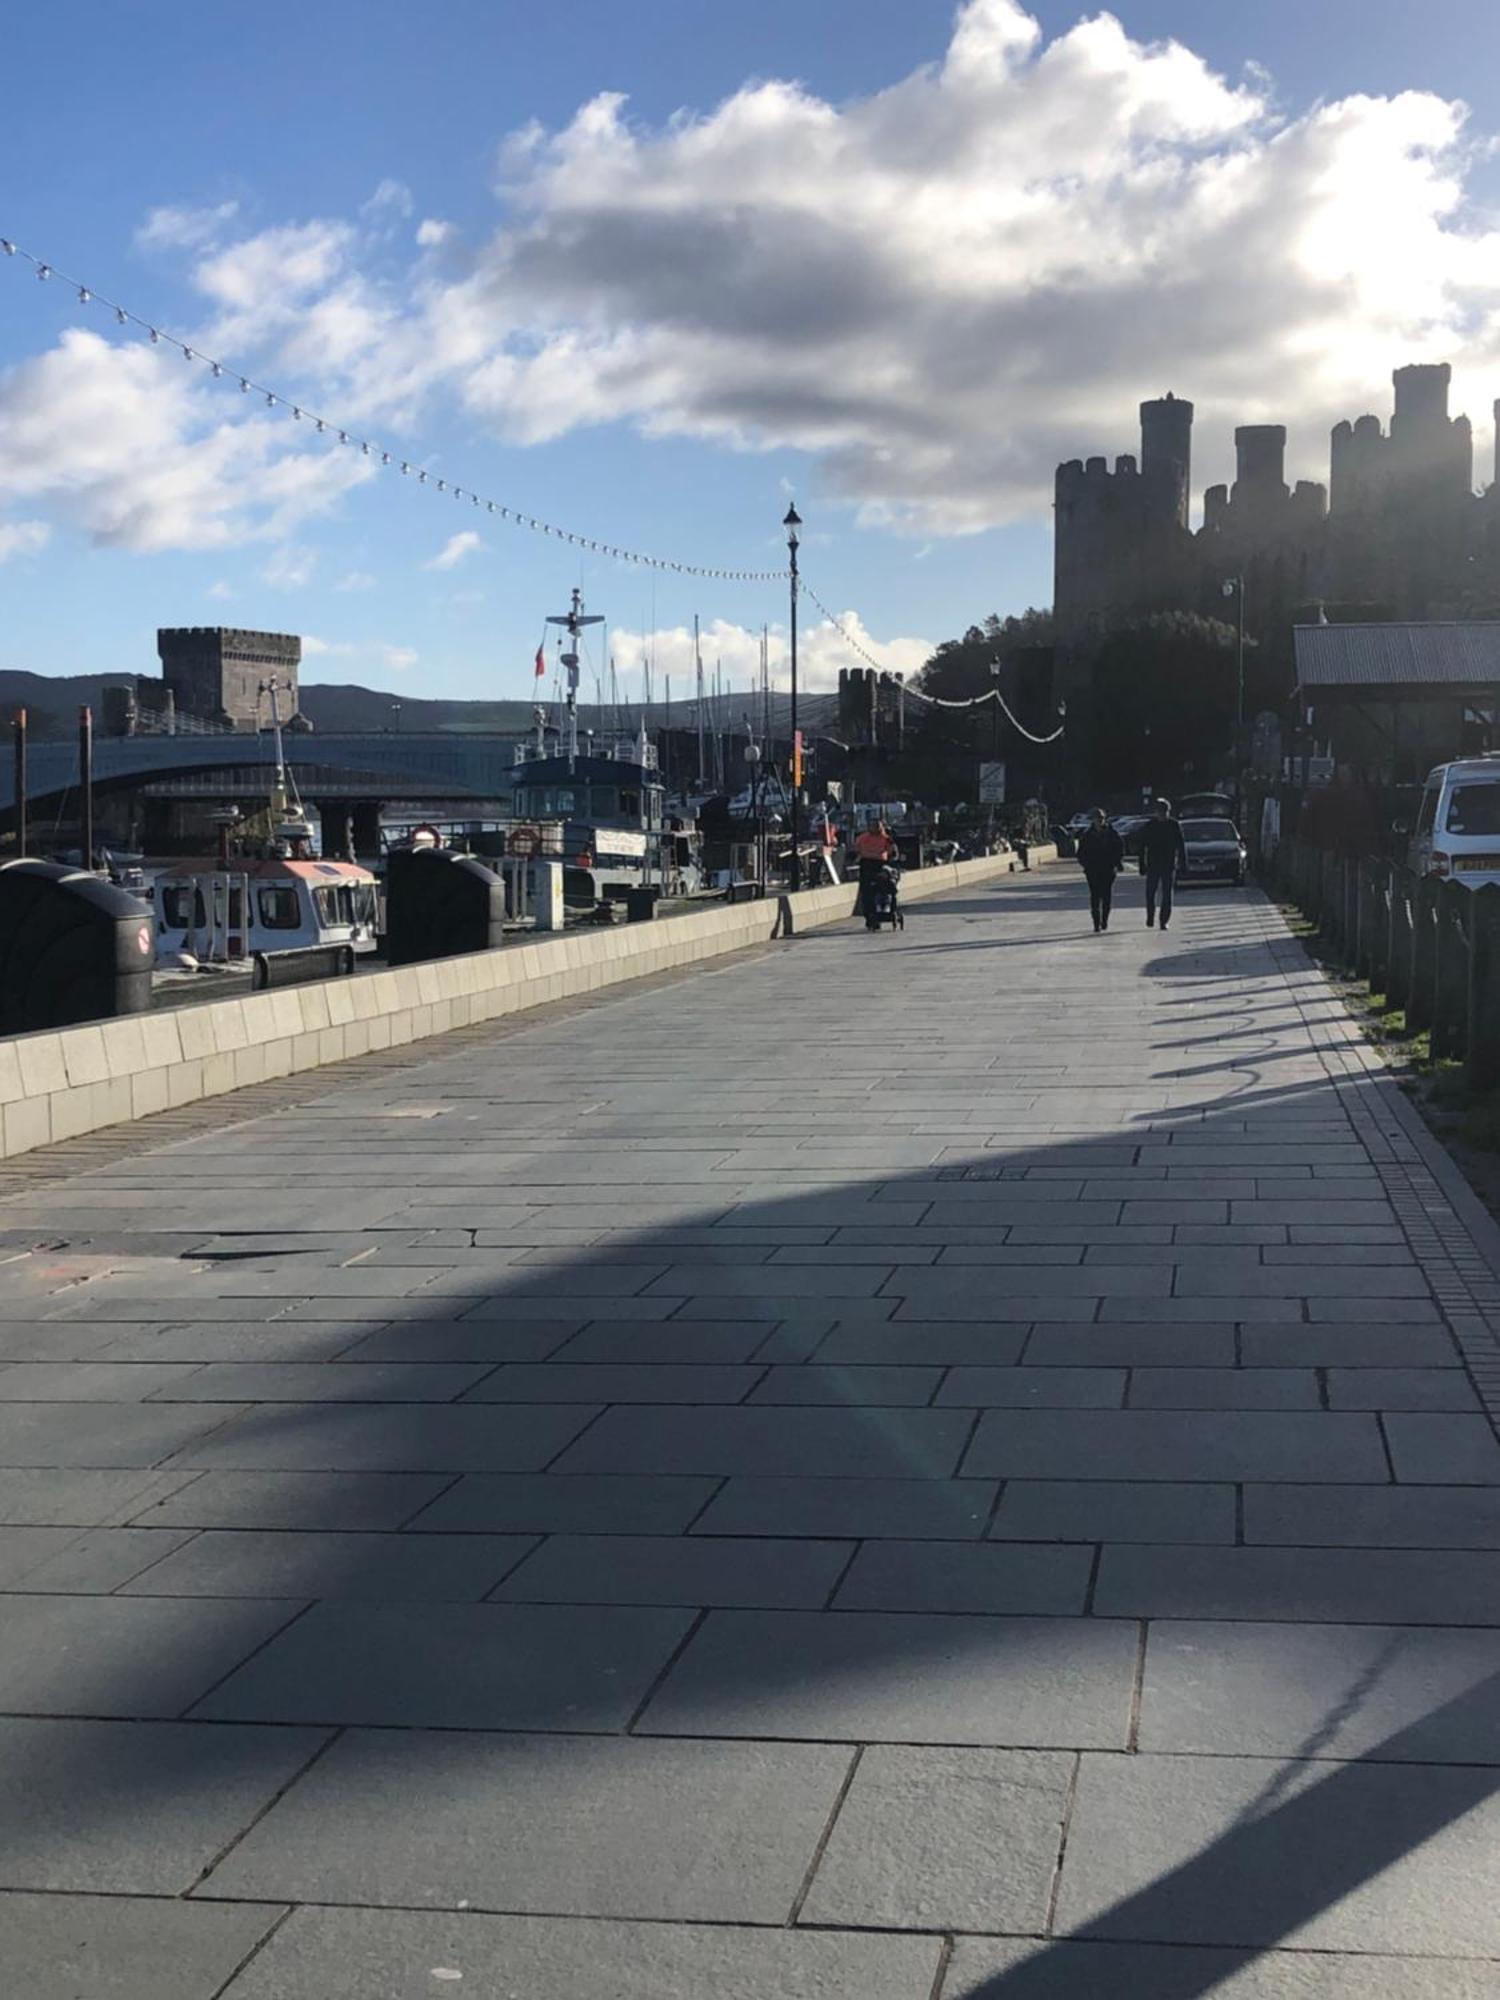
[1267,837,1500,1093]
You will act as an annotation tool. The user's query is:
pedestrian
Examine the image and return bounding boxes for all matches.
[1075,806,1124,932]
[853,819,899,920]
[1138,797,1188,930]
[1013,826,1031,870]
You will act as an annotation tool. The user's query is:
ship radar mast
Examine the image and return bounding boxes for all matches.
[546,588,605,774]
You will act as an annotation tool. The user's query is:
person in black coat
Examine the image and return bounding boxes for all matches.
[1075,807,1125,932]
[1138,798,1189,929]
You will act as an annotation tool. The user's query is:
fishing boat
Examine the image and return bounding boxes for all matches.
[151,676,380,969]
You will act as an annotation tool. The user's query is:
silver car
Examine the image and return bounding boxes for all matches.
[1180,816,1247,886]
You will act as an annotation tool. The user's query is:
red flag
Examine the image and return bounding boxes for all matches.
[534,643,546,679]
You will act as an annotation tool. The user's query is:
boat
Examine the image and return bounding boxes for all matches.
[509,590,703,906]
[150,675,380,969]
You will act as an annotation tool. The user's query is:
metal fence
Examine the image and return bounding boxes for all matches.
[1268,839,1500,1093]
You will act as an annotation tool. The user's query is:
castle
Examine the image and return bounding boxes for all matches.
[1053,364,1500,690]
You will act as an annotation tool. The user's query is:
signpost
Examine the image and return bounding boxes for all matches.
[978,760,1007,806]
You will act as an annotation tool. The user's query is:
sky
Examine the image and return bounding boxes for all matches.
[2,0,1499,705]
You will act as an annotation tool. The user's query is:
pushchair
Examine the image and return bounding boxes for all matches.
[865,863,904,931]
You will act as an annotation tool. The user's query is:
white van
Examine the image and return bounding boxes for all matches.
[1408,756,1500,885]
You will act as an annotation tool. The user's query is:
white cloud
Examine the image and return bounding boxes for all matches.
[416,219,454,248]
[424,529,483,571]
[135,200,240,252]
[334,568,377,592]
[609,612,930,696]
[362,179,414,221]
[0,330,373,554]
[301,634,355,657]
[384,645,419,672]
[18,1,1500,558]
[0,520,49,562]
[205,578,234,600]
[262,544,318,589]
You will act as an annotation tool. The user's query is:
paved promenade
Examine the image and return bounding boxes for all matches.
[3,864,1500,1997]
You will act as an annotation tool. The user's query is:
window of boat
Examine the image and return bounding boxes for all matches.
[160,884,196,928]
[1445,781,1500,836]
[257,886,301,930]
[349,884,379,926]
[312,887,340,928]
[618,789,639,818]
[592,787,619,816]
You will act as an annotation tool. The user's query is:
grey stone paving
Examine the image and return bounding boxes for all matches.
[5,867,1500,1992]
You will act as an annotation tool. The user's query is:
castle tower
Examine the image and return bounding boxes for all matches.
[1231,425,1288,533]
[156,628,302,731]
[1140,393,1193,528]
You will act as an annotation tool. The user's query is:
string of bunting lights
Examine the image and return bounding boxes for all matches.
[0,236,787,584]
[797,577,1066,744]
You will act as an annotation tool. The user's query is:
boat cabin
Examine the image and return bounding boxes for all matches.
[153,857,380,967]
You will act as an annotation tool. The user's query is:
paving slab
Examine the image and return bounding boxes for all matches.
[690,1474,997,1540]
[163,1402,598,1472]
[554,1404,975,1478]
[1127,1367,1319,1409]
[119,1528,538,1602]
[1244,1483,1500,1549]
[942,1936,1500,1997]
[0,1715,328,1891]
[990,1479,1236,1544]
[801,1744,1072,1931]
[936,1366,1126,1407]
[1140,1620,1500,1761]
[495,1532,851,1608]
[0,1468,198,1526]
[639,1608,1139,1745]
[193,1599,694,1728]
[1385,1414,1500,1483]
[0,1593,300,1715]
[219,1907,940,1999]
[0,1890,283,2000]
[1054,1750,1500,1955]
[833,1538,1092,1614]
[201,1729,851,1923]
[962,1410,1388,1483]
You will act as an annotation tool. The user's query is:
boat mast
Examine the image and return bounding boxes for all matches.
[546,587,604,777]
[694,615,705,793]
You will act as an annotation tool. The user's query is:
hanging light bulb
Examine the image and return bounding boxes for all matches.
[78,286,90,303]
[211,362,223,378]
[182,346,194,361]
[0,241,15,255]
[381,452,391,466]
[148,327,159,341]
[116,308,128,325]
[315,418,325,433]
[266,392,276,407]
[36,264,51,280]
[240,378,250,392]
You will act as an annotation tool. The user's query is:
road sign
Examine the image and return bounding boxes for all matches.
[978,760,1007,805]
[507,824,541,857]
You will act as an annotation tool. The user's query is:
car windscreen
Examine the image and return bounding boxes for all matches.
[1444,781,1500,836]
[1181,820,1239,841]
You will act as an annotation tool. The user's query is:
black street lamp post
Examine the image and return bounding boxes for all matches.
[784,503,801,890]
[1221,574,1246,745]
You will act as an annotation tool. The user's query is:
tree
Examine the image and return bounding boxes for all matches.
[914,609,1054,705]
[1080,613,1247,793]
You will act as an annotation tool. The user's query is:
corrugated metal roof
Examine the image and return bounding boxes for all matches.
[1294,623,1500,689]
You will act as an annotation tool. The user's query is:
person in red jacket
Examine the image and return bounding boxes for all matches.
[854,821,898,919]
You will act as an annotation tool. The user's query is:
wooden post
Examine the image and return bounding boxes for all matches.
[1467,886,1500,1092]
[1408,874,1437,1036]
[1388,866,1415,1021]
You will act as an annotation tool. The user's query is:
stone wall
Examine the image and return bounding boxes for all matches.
[0,850,1052,1161]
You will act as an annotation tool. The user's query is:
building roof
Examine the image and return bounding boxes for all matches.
[1294,623,1500,691]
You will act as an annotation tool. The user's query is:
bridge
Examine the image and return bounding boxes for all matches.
[1,865,1499,1993]
[0,729,526,819]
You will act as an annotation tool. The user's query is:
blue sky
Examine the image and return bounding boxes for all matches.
[2,0,1498,703]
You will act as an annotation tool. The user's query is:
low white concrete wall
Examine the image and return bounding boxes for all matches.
[0,847,1052,1160]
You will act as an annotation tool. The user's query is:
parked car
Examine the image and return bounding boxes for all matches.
[1407,756,1500,886]
[1180,817,1248,885]
[1111,814,1151,859]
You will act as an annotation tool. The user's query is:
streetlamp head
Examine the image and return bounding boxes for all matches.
[1221,577,1237,599]
[783,503,802,547]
